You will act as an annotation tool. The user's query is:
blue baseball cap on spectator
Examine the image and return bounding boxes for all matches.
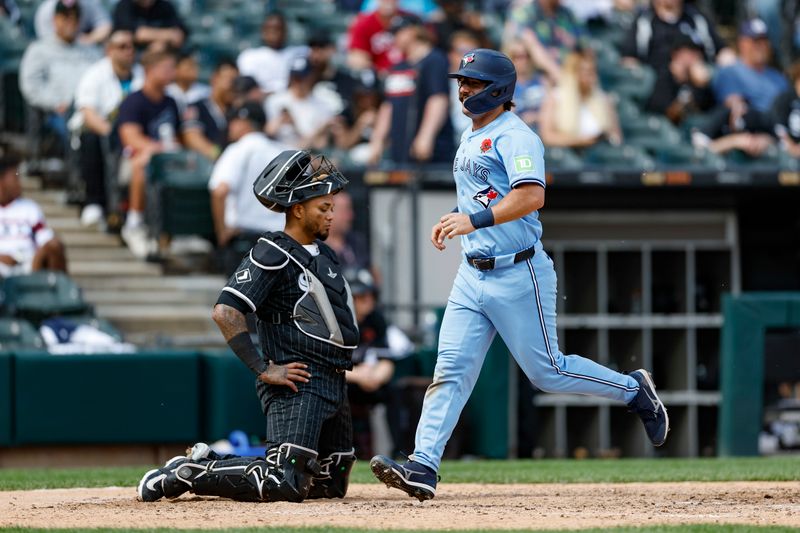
[739,18,769,39]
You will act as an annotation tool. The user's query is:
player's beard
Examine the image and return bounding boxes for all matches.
[306,219,329,241]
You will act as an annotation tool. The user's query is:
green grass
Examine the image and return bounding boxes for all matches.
[0,456,798,491]
[1,527,798,533]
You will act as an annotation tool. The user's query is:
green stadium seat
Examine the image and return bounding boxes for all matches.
[622,114,683,153]
[545,146,584,171]
[724,144,781,169]
[602,63,656,106]
[679,112,718,143]
[655,143,726,170]
[1,271,91,323]
[778,149,800,171]
[616,96,643,124]
[146,151,215,241]
[0,318,45,351]
[584,143,655,170]
[588,37,621,73]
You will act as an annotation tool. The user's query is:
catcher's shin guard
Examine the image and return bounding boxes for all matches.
[178,444,320,502]
[307,449,356,499]
[179,457,270,502]
[265,443,321,502]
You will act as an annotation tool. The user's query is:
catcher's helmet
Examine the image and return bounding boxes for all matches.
[253,150,348,213]
[448,48,516,115]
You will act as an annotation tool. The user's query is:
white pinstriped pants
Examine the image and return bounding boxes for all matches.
[412,241,640,471]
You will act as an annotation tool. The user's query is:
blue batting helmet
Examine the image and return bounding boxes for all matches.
[448,48,516,115]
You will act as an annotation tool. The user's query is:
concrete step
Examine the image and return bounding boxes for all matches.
[45,217,83,231]
[83,290,215,305]
[68,260,162,277]
[60,232,121,248]
[66,247,137,262]
[21,176,43,191]
[98,304,217,334]
[124,331,227,349]
[41,204,80,218]
[26,190,67,206]
[75,274,225,292]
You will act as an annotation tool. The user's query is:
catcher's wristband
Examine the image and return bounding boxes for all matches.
[228,331,268,376]
[469,208,495,229]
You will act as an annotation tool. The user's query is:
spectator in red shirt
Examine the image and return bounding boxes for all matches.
[347,0,408,73]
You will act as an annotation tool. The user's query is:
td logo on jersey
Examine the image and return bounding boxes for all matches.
[473,186,498,208]
[514,155,534,173]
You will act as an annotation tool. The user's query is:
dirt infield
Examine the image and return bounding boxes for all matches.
[1,482,799,530]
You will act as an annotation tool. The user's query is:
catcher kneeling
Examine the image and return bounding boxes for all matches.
[137,150,358,502]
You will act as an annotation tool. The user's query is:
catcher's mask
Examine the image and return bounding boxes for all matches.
[253,150,348,213]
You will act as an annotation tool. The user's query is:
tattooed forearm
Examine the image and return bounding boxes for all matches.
[212,304,248,340]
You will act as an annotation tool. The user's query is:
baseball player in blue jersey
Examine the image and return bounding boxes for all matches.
[370,49,669,501]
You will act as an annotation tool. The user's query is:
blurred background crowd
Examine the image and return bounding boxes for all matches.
[1,0,799,260]
[2,0,800,460]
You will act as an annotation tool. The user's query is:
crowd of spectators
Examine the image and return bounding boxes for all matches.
[9,0,800,459]
[7,0,800,262]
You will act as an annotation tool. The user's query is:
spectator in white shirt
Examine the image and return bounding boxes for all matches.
[236,11,307,96]
[265,55,337,149]
[209,103,287,275]
[0,155,67,278]
[166,50,209,114]
[71,28,144,227]
[35,0,111,45]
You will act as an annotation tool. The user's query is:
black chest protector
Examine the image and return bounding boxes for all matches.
[264,233,359,349]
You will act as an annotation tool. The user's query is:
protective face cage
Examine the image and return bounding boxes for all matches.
[253,150,348,213]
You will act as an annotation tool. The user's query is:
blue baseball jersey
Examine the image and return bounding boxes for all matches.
[453,111,546,257]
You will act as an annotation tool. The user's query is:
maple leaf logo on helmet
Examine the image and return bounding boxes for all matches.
[462,52,475,67]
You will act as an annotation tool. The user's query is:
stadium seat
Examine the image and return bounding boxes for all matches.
[588,37,621,73]
[146,151,215,242]
[545,146,584,171]
[584,143,655,171]
[0,24,30,134]
[1,271,91,323]
[778,149,800,171]
[601,63,656,106]
[622,114,683,153]
[615,96,643,124]
[724,144,782,170]
[655,143,726,170]
[0,318,45,351]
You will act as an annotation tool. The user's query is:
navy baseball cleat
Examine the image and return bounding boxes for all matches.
[370,455,437,501]
[628,369,669,446]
